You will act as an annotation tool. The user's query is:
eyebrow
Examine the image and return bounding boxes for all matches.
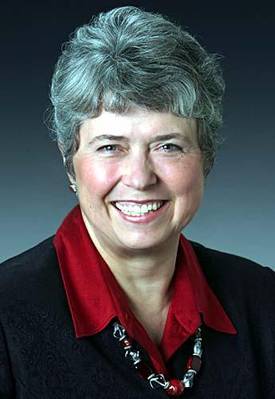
[89,135,126,144]
[151,133,192,144]
[89,133,192,145]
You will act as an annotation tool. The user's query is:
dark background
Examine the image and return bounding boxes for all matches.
[0,1,274,268]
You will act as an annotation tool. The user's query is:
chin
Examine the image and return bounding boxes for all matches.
[116,232,176,253]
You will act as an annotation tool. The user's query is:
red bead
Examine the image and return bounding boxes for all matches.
[186,355,202,372]
[187,356,193,369]
[122,338,132,348]
[166,379,184,396]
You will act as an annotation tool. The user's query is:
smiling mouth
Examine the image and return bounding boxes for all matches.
[111,200,167,217]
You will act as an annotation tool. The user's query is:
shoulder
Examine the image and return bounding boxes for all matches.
[191,240,274,276]
[190,240,275,312]
[191,241,275,334]
[1,235,56,265]
[0,237,61,306]
[0,236,57,278]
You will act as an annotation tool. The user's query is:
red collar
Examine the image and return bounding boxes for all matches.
[54,206,236,370]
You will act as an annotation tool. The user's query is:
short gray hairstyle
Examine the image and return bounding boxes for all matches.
[50,6,225,177]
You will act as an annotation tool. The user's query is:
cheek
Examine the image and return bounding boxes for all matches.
[158,158,204,196]
[74,157,119,196]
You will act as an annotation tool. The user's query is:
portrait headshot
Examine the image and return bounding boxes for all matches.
[0,1,274,398]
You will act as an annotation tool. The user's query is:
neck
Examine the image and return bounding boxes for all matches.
[84,221,180,343]
[104,240,178,337]
[104,240,179,344]
[88,230,179,303]
[110,249,177,320]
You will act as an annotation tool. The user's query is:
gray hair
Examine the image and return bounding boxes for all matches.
[50,6,225,177]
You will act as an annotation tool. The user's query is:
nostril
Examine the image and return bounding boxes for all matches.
[121,163,158,190]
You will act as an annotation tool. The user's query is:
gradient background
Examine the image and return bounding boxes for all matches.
[1,1,274,268]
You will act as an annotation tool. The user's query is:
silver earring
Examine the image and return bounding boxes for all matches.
[69,183,77,194]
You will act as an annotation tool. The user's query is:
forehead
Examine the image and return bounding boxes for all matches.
[79,108,197,140]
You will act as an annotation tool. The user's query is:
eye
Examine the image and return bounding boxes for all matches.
[97,144,120,153]
[159,143,183,152]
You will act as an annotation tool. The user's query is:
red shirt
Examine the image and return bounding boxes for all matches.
[54,206,236,375]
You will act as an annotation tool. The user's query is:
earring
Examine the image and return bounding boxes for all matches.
[69,183,77,194]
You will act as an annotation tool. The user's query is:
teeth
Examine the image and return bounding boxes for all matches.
[114,201,164,216]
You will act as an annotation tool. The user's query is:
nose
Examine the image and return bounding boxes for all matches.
[121,151,158,190]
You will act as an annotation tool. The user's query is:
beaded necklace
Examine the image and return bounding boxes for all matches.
[113,322,203,396]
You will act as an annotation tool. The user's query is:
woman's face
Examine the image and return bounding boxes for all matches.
[72,108,204,255]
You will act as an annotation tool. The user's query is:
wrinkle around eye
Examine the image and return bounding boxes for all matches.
[159,143,183,152]
[96,144,123,153]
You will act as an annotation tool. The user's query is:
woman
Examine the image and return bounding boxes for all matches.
[0,6,274,398]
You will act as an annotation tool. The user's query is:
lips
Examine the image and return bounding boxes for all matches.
[111,200,167,216]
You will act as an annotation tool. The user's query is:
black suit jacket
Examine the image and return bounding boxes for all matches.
[0,237,274,398]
